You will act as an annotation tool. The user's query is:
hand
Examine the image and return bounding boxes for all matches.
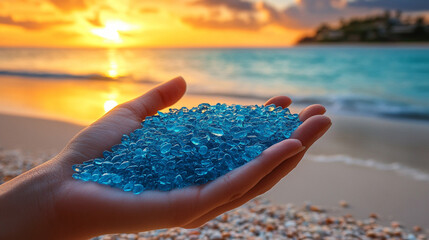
[0,77,331,240]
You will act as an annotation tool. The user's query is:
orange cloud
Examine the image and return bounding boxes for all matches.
[87,12,103,27]
[140,7,159,14]
[49,0,87,12]
[0,15,70,30]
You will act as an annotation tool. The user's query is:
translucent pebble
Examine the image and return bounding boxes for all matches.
[72,103,302,194]
[112,174,122,184]
[133,184,144,194]
[159,176,169,185]
[190,137,200,145]
[208,127,224,137]
[80,172,91,181]
[72,164,82,172]
[233,131,247,139]
[117,161,130,170]
[99,173,111,185]
[182,145,192,153]
[174,174,183,187]
[123,182,134,192]
[199,145,208,155]
[195,168,208,176]
[160,143,172,154]
[223,153,235,171]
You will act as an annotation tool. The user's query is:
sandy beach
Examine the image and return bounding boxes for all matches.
[1,106,428,230]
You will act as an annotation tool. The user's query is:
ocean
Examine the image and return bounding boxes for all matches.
[1,46,429,121]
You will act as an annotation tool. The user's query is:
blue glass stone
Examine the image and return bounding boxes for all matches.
[112,174,123,184]
[195,168,208,176]
[160,143,172,154]
[182,145,192,153]
[135,148,143,155]
[72,103,302,194]
[198,145,208,155]
[158,176,167,184]
[223,153,235,171]
[99,173,112,185]
[117,161,129,170]
[94,158,103,165]
[80,172,91,181]
[72,164,82,172]
[91,174,100,182]
[123,182,133,192]
[133,184,144,194]
[208,127,224,137]
[190,137,200,145]
[201,159,212,166]
[233,131,247,139]
[174,174,183,187]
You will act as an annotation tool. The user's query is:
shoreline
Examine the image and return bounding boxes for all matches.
[1,43,429,50]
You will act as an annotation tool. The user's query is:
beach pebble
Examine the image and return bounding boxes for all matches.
[339,200,349,208]
[414,226,422,232]
[209,230,222,240]
[391,221,401,228]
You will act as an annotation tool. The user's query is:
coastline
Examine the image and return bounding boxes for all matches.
[1,109,429,228]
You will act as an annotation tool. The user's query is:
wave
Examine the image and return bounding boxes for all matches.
[2,69,428,121]
[308,154,429,182]
[292,95,429,121]
[188,90,429,121]
[0,70,160,84]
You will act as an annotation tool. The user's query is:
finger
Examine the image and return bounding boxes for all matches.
[101,76,187,122]
[249,115,332,190]
[264,96,292,108]
[62,77,187,164]
[299,104,326,122]
[183,115,331,228]
[181,139,305,222]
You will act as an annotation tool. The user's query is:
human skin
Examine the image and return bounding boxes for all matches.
[0,77,331,240]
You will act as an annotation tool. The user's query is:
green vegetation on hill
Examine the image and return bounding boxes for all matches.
[298,10,429,44]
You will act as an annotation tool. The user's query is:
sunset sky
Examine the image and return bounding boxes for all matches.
[0,0,428,47]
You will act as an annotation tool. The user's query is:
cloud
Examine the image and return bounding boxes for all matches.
[191,0,254,11]
[182,15,264,30]
[278,0,365,28]
[184,0,418,31]
[140,7,159,14]
[87,12,103,27]
[183,1,271,31]
[49,0,87,12]
[0,15,70,30]
[348,0,429,11]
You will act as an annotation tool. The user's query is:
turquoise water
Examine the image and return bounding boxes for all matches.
[1,46,429,120]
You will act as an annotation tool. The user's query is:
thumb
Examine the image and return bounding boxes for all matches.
[63,76,187,163]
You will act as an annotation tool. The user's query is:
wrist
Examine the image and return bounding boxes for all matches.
[0,160,62,239]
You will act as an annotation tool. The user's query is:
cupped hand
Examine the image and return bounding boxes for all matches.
[0,77,331,240]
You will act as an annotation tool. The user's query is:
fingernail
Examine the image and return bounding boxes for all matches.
[297,146,306,152]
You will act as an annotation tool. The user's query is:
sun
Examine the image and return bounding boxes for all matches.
[104,100,118,112]
[91,20,134,43]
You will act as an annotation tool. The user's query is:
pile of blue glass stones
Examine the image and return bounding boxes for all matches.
[72,103,302,194]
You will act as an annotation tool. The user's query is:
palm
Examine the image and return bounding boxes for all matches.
[53,77,330,238]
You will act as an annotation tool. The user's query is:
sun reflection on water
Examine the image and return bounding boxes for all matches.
[107,49,119,78]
